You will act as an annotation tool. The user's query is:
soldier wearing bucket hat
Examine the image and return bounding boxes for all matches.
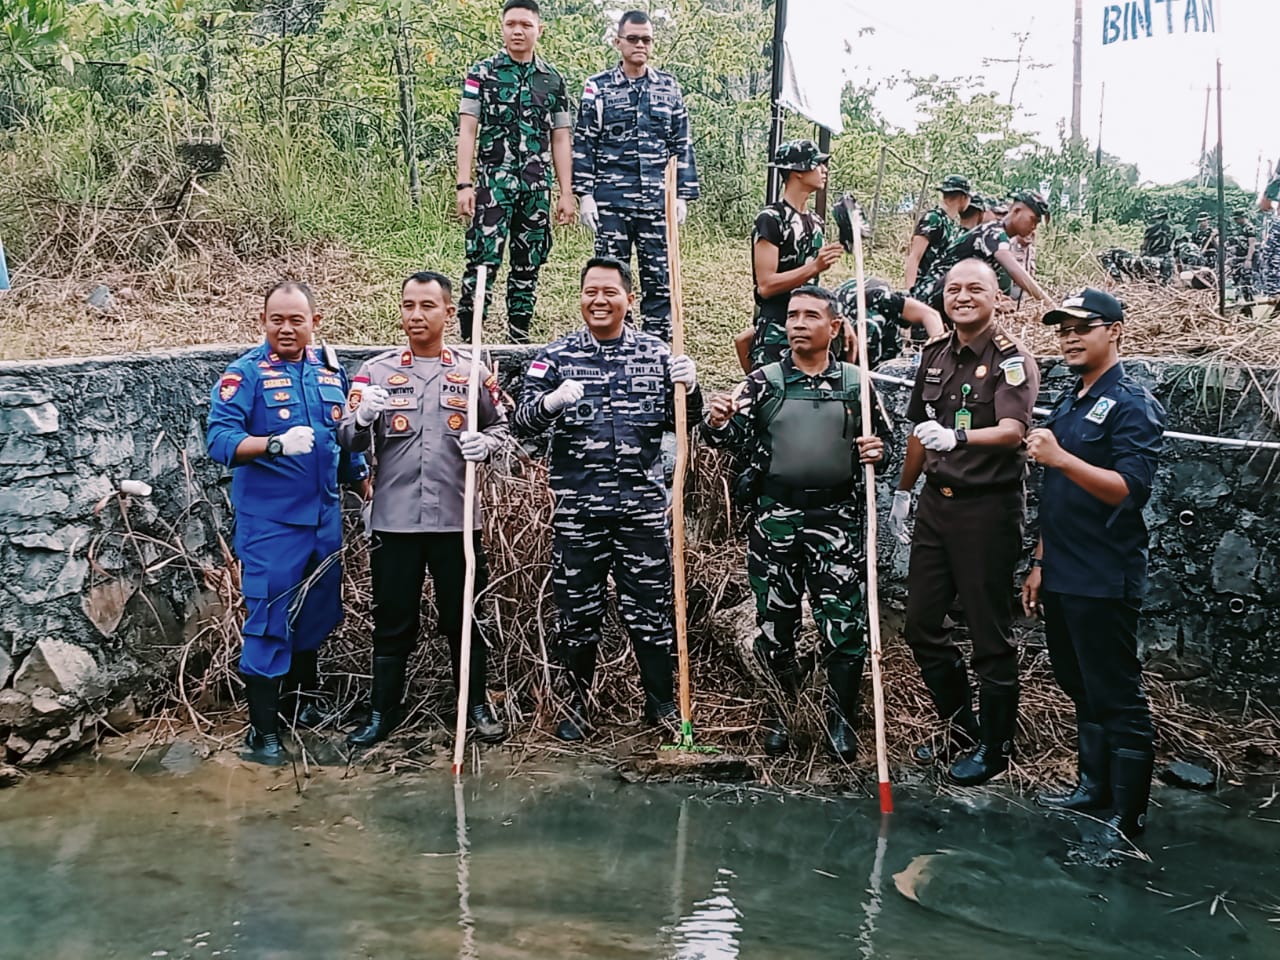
[1023,288,1166,846]
[903,174,970,294]
[746,139,843,367]
[912,189,1050,309]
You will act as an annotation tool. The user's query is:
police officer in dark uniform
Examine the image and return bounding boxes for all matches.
[207,281,368,765]
[339,271,509,747]
[703,285,892,760]
[513,256,702,741]
[1022,288,1165,841]
[889,259,1039,786]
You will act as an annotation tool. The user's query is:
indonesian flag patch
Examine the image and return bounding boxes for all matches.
[582,79,598,100]
[463,77,481,99]
[527,360,550,379]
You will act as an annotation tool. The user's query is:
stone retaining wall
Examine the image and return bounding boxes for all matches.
[0,346,1274,764]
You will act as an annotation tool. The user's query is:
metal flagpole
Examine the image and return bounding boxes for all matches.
[765,0,788,204]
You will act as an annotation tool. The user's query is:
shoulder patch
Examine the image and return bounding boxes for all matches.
[999,356,1027,386]
[399,349,413,367]
[441,347,455,366]
[527,359,550,379]
[582,79,598,99]
[992,332,1019,356]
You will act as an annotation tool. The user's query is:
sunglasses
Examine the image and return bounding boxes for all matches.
[1056,319,1109,337]
[621,34,654,45]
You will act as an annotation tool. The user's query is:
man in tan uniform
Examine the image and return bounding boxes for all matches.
[340,271,508,746]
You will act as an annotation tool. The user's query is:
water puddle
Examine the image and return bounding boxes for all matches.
[1,751,1275,959]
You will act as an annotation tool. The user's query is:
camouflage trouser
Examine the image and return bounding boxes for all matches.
[1261,226,1280,295]
[747,496,867,670]
[1229,254,1254,302]
[595,207,671,342]
[551,511,673,654]
[749,314,788,369]
[459,181,552,343]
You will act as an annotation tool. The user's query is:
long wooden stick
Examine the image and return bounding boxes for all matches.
[452,264,487,776]
[850,209,893,814]
[664,158,693,744]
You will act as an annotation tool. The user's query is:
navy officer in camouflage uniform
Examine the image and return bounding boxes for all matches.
[513,256,702,741]
[903,175,969,293]
[207,281,368,765]
[573,9,699,342]
[456,0,575,344]
[746,140,844,368]
[1259,169,1280,295]
[339,271,508,747]
[704,285,892,760]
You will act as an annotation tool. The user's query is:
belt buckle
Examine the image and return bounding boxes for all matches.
[939,486,954,498]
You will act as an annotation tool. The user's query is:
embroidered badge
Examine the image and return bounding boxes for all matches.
[999,357,1026,387]
[975,364,988,379]
[263,378,291,389]
[348,388,362,411]
[331,404,343,421]
[446,372,470,384]
[390,413,410,433]
[272,391,291,402]
[441,347,454,365]
[318,374,342,387]
[1085,397,1115,424]
[445,396,467,409]
[389,396,412,408]
[278,408,291,420]
[447,413,465,430]
[219,381,239,402]
[388,373,409,386]
[399,350,412,367]
[924,367,943,385]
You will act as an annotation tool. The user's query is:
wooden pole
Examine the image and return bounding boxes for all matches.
[870,144,886,243]
[850,207,892,815]
[664,158,693,743]
[451,264,486,776]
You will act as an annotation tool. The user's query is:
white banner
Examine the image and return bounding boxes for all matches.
[777,1,861,134]
[1097,0,1217,48]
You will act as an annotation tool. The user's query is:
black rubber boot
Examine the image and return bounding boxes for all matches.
[1101,748,1155,839]
[825,655,865,763]
[636,645,678,730]
[761,662,802,758]
[1037,721,1110,811]
[347,656,407,747]
[467,703,506,744]
[913,659,980,763]
[949,687,1018,786]
[555,645,597,743]
[242,674,289,766]
[281,650,332,728]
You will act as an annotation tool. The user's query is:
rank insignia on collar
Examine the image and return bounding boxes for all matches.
[441,347,454,366]
[999,356,1026,386]
[1085,397,1115,424]
[305,345,319,364]
[400,350,413,367]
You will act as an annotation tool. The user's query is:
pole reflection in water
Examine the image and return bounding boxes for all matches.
[454,779,477,960]
[856,815,889,959]
[662,799,743,959]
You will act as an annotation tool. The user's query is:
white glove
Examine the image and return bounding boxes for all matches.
[543,379,585,414]
[889,490,913,545]
[669,354,697,389]
[355,384,389,427]
[914,420,958,453]
[579,195,599,235]
[276,425,315,456]
[459,430,488,462]
[675,198,688,225]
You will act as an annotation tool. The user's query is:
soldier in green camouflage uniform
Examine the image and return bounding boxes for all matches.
[749,140,843,368]
[904,175,969,292]
[704,285,893,761]
[1227,208,1257,305]
[1187,211,1217,268]
[456,0,575,343]
[1139,209,1175,284]
[1259,170,1280,295]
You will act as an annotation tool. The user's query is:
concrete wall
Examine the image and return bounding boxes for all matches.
[0,346,1275,764]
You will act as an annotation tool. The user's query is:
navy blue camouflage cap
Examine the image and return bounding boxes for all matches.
[771,139,830,171]
[936,174,971,195]
[1008,189,1050,220]
[1042,288,1124,325]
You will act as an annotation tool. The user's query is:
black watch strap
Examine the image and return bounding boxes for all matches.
[954,427,968,444]
[266,435,283,458]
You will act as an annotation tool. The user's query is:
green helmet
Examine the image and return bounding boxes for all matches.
[771,139,830,172]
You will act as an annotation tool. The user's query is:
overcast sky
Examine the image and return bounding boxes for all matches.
[830,0,1273,189]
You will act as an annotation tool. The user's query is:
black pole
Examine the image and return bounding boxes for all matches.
[814,125,832,220]
[1091,82,1104,226]
[1215,59,1227,316]
[766,0,788,204]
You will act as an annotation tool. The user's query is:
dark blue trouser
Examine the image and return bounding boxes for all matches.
[1042,590,1155,753]
[235,508,343,678]
[595,207,672,341]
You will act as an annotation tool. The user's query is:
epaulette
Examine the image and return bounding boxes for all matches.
[399,349,413,367]
[441,347,455,366]
[992,330,1020,356]
[923,331,950,347]
[368,347,401,366]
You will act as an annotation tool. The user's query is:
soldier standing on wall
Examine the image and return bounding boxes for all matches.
[889,260,1039,786]
[573,9,699,343]
[1023,288,1165,843]
[903,175,970,293]
[206,282,369,765]
[456,0,575,344]
[513,257,702,741]
[703,286,892,760]
[340,272,508,747]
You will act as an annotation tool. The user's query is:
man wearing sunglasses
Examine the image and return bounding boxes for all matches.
[572,10,699,342]
[1022,288,1166,844]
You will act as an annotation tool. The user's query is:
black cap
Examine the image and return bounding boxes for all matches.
[937,174,971,195]
[1042,288,1124,326]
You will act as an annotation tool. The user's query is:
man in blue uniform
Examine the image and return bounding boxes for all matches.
[573,9,699,342]
[513,256,701,741]
[207,281,368,765]
[1022,288,1165,842]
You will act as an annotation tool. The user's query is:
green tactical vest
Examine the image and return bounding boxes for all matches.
[757,362,863,488]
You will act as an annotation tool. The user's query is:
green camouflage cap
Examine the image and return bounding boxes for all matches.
[1196,210,1211,220]
[1008,189,1049,219]
[936,174,971,195]
[963,193,987,214]
[771,139,830,171]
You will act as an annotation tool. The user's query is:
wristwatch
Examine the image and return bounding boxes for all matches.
[954,427,969,444]
[1029,557,1043,569]
[456,182,473,190]
[266,435,283,458]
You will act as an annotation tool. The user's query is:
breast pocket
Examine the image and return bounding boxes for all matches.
[629,376,665,422]
[262,388,302,427]
[319,386,347,427]
[602,98,637,143]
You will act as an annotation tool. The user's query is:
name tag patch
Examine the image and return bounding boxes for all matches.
[263,378,291,389]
